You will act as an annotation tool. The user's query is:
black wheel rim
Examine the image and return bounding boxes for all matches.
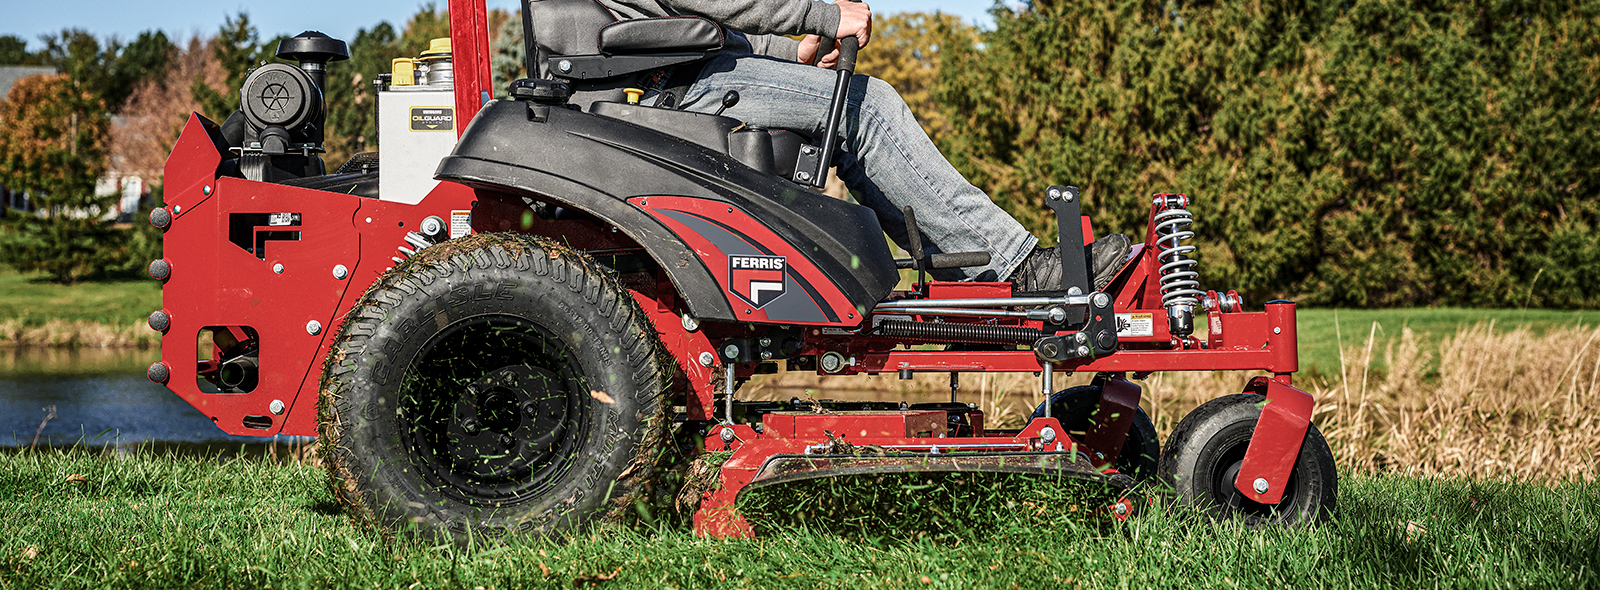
[399,314,589,506]
[1212,439,1299,520]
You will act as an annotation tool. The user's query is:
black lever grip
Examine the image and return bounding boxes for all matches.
[837,36,859,73]
[928,251,991,270]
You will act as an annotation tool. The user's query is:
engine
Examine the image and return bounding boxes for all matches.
[221,31,349,182]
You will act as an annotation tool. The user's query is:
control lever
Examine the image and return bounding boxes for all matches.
[798,0,860,188]
[714,91,739,117]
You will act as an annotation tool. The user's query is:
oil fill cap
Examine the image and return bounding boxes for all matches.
[421,38,451,58]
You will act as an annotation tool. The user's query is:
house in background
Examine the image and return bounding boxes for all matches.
[0,65,59,215]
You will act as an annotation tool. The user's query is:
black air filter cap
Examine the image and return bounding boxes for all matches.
[277,31,350,63]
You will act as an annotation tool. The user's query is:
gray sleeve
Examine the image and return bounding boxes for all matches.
[745,34,802,62]
[661,0,839,38]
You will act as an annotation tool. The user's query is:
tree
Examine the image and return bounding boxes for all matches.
[112,36,228,182]
[934,0,1600,308]
[0,35,39,65]
[323,23,400,165]
[0,74,115,283]
[190,14,270,123]
[36,29,174,113]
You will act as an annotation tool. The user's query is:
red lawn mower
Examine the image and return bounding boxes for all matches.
[145,0,1336,540]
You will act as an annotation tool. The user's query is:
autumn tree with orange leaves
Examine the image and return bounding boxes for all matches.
[0,73,120,283]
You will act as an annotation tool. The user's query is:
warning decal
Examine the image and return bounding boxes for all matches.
[449,210,471,238]
[1116,312,1154,337]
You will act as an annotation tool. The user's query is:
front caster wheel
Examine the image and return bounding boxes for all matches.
[317,234,672,542]
[1157,393,1337,527]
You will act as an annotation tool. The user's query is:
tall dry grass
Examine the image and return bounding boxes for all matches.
[746,322,1600,482]
[0,319,158,348]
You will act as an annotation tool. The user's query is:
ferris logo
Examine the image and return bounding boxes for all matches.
[729,255,787,309]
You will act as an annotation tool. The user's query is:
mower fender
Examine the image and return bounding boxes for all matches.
[1233,376,1314,504]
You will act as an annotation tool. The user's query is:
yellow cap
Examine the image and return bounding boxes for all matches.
[623,88,645,104]
[391,58,417,86]
[421,38,452,58]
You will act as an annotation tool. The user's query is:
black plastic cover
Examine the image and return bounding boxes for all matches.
[437,100,899,322]
[589,101,740,152]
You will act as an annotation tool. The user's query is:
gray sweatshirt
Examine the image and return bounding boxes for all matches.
[595,0,841,62]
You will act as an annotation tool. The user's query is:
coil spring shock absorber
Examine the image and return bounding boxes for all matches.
[1153,194,1202,338]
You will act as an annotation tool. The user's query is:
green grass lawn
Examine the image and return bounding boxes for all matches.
[1,449,1595,589]
[0,267,162,327]
[1295,307,1599,378]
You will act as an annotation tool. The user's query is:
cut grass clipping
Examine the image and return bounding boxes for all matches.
[737,467,1126,539]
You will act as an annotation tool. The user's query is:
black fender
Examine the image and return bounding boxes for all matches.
[436,99,898,325]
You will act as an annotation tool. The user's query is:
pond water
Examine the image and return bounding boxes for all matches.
[0,347,307,449]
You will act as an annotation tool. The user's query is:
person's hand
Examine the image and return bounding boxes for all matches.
[836,0,872,48]
[797,35,839,68]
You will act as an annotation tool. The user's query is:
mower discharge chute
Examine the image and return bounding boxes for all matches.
[147,0,1336,541]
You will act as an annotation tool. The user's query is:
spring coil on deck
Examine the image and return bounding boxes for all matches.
[1153,194,1202,309]
[876,320,1046,345]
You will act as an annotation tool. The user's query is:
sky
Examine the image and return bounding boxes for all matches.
[3,1,1009,50]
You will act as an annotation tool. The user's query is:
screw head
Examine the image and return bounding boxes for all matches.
[273,263,284,274]
[1093,292,1112,308]
[558,59,572,72]
[172,205,181,214]
[820,352,845,373]
[1077,345,1091,357]
[1040,426,1057,444]
[1253,477,1270,494]
[148,207,171,230]
[681,314,699,332]
[332,265,348,280]
[499,434,515,447]
[1274,327,1282,335]
[148,310,170,333]
[269,400,285,415]
[1040,342,1059,358]
[462,419,480,435]
[698,352,715,367]
[1048,306,1068,323]
[202,185,212,196]
[719,427,736,442]
[1048,188,1061,201]
[1068,286,1083,296]
[1114,502,1129,515]
[1075,332,1087,343]
[306,320,323,336]
[797,171,812,182]
[146,362,170,384]
[723,344,740,359]
[1063,191,1074,202]
[148,259,171,281]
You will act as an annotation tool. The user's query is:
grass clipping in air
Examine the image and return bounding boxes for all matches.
[736,468,1124,539]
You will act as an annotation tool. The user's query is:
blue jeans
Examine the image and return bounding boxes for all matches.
[677,52,1038,281]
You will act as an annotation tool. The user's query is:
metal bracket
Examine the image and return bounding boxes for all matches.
[1043,185,1091,295]
[793,144,823,185]
[1032,292,1118,362]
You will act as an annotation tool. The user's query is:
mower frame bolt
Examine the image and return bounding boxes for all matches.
[1114,502,1129,515]
[173,205,181,214]
[1274,327,1282,334]
[1093,292,1111,308]
[149,207,171,230]
[719,427,736,442]
[332,265,348,280]
[1075,332,1087,343]
[269,400,285,415]
[462,419,480,434]
[499,434,515,447]
[1063,190,1074,202]
[306,320,322,336]
[1253,477,1270,494]
[202,185,212,196]
[273,263,284,274]
[1040,342,1059,358]
[760,350,773,360]
[558,59,572,73]
[1047,306,1067,323]
[820,351,846,374]
[1068,286,1082,296]
[723,344,740,359]
[681,314,699,332]
[148,311,170,333]
[148,259,171,281]
[758,337,772,347]
[1077,345,1091,357]
[698,352,715,367]
[146,362,170,384]
[1040,426,1057,444]
[1048,188,1061,201]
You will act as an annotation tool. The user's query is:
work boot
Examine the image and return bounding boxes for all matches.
[1010,233,1132,293]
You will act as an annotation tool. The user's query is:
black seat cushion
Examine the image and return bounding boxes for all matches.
[598,17,724,54]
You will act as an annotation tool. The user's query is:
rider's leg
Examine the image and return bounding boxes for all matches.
[680,52,1037,281]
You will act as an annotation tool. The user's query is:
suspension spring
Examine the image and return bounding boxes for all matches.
[1153,194,1202,309]
[876,320,1046,345]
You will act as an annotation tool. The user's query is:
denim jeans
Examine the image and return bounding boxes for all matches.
[677,52,1038,281]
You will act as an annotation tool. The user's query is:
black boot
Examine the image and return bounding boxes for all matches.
[1010,233,1131,293]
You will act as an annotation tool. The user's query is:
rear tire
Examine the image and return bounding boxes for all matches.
[1031,385,1160,481]
[1157,394,1337,527]
[317,233,672,542]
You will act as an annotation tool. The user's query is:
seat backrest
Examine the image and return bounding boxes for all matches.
[524,0,617,76]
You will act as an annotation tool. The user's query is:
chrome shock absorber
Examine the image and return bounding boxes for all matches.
[1153,194,1202,338]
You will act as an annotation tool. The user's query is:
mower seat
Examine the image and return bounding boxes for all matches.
[525,0,723,88]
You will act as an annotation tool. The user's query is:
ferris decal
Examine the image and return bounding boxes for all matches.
[729,255,787,309]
